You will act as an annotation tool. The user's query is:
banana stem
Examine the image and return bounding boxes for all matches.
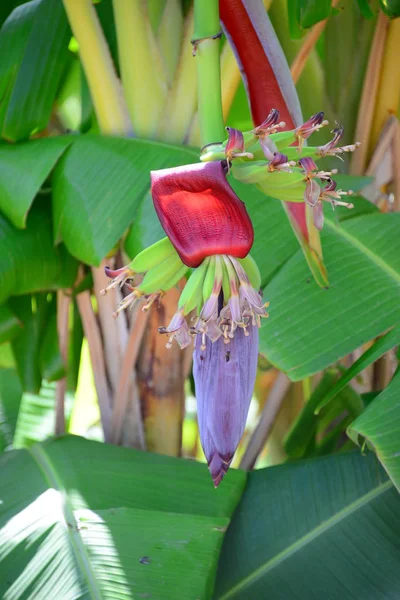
[158,9,198,144]
[62,0,131,136]
[193,0,225,147]
[369,17,400,153]
[112,0,168,138]
[157,0,184,85]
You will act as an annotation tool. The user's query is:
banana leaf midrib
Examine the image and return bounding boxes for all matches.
[217,479,393,600]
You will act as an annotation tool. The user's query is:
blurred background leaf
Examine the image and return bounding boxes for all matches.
[349,369,400,492]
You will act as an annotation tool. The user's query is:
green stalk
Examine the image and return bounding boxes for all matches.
[112,0,168,138]
[193,0,225,147]
[62,0,131,136]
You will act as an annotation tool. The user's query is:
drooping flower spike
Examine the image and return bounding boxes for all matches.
[102,160,268,486]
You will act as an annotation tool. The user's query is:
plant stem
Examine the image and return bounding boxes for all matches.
[113,0,167,138]
[158,9,198,144]
[193,0,225,147]
[62,0,131,135]
[55,291,70,436]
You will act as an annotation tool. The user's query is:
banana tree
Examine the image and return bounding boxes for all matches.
[0,0,400,597]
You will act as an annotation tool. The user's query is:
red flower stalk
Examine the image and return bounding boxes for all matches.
[151,161,254,268]
[219,0,329,286]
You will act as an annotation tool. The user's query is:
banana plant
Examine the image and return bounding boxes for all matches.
[0,0,400,596]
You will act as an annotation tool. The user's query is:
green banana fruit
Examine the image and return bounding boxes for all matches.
[130,236,177,273]
[138,253,187,295]
[222,263,231,304]
[238,254,261,290]
[269,130,296,149]
[202,256,217,304]
[178,258,209,314]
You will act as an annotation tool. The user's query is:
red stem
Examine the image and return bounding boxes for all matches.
[219,0,308,240]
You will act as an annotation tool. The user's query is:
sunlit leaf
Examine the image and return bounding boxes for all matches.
[0,436,246,599]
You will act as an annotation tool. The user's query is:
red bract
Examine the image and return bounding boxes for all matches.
[151,161,254,268]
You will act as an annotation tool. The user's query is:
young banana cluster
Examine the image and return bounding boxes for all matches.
[203,109,360,230]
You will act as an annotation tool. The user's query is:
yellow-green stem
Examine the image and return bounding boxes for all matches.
[113,0,168,138]
[157,0,184,85]
[158,9,197,144]
[62,0,131,135]
[193,0,225,147]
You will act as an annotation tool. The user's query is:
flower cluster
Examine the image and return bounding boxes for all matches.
[102,109,359,486]
[222,110,360,230]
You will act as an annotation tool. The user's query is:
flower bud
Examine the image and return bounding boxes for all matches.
[193,324,259,487]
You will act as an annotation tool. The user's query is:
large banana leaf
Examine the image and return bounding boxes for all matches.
[0,435,246,600]
[0,202,78,304]
[260,213,400,379]
[0,137,71,228]
[52,136,199,265]
[348,370,400,492]
[214,451,400,599]
[0,0,71,141]
[12,381,74,450]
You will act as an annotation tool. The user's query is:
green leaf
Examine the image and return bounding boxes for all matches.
[0,303,21,343]
[284,369,339,458]
[333,174,373,192]
[288,0,332,38]
[379,0,400,18]
[10,295,48,393]
[331,194,379,221]
[260,213,400,380]
[0,0,71,141]
[12,381,73,449]
[348,370,400,492]
[215,451,400,599]
[0,137,71,227]
[39,298,66,383]
[0,435,246,599]
[52,136,198,265]
[0,367,22,451]
[356,0,375,18]
[0,343,15,368]
[315,325,400,414]
[0,201,78,304]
